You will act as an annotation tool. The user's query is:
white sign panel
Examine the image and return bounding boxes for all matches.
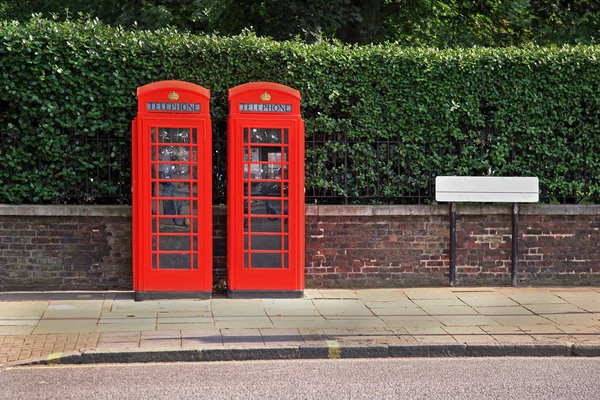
[435,176,539,203]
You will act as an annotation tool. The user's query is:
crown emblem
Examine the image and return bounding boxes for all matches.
[168,91,179,100]
[260,92,271,102]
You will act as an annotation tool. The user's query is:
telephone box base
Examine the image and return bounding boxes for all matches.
[227,290,304,299]
[135,291,212,302]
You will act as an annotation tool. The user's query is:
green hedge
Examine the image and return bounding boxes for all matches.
[1,16,600,204]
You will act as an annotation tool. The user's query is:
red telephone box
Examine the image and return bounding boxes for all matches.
[227,82,305,298]
[132,81,212,300]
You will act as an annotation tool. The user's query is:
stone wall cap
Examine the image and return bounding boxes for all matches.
[0,204,132,217]
[1,203,598,217]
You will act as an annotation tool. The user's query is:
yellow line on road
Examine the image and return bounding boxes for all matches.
[47,352,62,365]
[326,340,341,359]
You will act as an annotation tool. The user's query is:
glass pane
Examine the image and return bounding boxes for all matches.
[193,237,198,251]
[267,163,283,180]
[261,182,285,197]
[284,253,288,269]
[159,236,190,251]
[159,199,190,215]
[157,163,189,180]
[284,235,288,251]
[248,182,266,196]
[152,253,157,269]
[157,128,190,144]
[151,127,156,143]
[192,128,197,144]
[251,235,282,251]
[284,129,288,145]
[179,198,191,216]
[158,145,190,162]
[244,252,249,268]
[244,235,249,250]
[159,254,190,269]
[250,253,282,269]
[158,217,190,233]
[265,200,287,216]
[250,128,281,144]
[250,217,282,233]
[248,199,263,215]
[152,236,157,251]
[192,254,198,269]
[243,128,249,144]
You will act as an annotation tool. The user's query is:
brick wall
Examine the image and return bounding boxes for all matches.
[1,204,599,290]
[305,205,600,287]
[0,206,132,291]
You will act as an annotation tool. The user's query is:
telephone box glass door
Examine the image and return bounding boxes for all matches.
[143,122,206,290]
[243,126,291,279]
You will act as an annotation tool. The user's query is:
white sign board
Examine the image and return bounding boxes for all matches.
[435,176,539,203]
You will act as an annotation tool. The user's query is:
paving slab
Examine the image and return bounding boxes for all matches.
[354,289,411,301]
[99,316,156,324]
[456,292,519,307]
[33,319,98,334]
[420,305,480,316]
[434,315,500,327]
[473,306,533,315]
[260,328,304,345]
[0,305,47,318]
[365,303,427,316]
[318,290,360,299]
[506,292,568,305]
[490,315,556,326]
[215,317,273,329]
[327,317,389,329]
[263,301,321,317]
[0,318,39,326]
[95,322,157,333]
[0,326,35,335]
[404,288,459,300]
[181,330,223,346]
[221,329,263,346]
[381,316,441,329]
[524,303,587,313]
[3,288,600,366]
[312,299,374,316]
[270,317,331,329]
[157,323,216,331]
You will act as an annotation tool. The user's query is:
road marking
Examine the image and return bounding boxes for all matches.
[326,340,341,359]
[47,353,61,365]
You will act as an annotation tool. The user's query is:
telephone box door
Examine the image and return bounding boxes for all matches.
[133,81,212,300]
[227,83,305,297]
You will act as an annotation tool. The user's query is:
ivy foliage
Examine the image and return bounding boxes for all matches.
[1,17,599,204]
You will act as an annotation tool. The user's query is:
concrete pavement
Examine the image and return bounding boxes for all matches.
[1,287,600,365]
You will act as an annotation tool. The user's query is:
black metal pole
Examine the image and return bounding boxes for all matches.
[511,202,519,287]
[449,202,456,287]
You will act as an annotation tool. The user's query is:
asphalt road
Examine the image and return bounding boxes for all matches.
[2,358,600,400]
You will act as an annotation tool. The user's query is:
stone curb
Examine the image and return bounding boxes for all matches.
[572,344,600,357]
[7,342,600,367]
[465,343,573,357]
